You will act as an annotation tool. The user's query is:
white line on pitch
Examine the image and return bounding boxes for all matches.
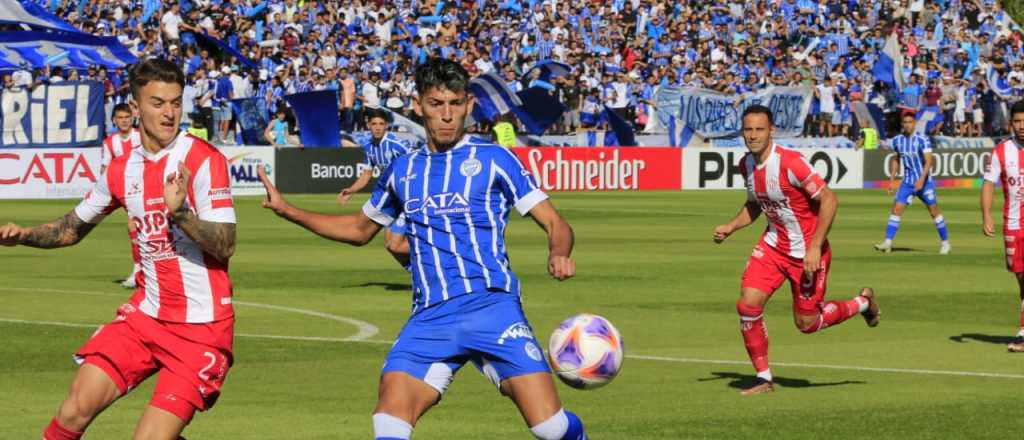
[3,317,1022,380]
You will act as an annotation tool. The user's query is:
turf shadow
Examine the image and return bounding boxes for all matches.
[349,282,413,291]
[698,371,866,390]
[949,333,1016,344]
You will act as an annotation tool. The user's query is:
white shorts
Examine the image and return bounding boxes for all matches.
[973,109,984,123]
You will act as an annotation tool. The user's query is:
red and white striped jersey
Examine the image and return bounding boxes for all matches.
[741,144,827,259]
[983,138,1024,232]
[75,132,236,323]
[100,129,141,169]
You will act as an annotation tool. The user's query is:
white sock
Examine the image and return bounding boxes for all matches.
[530,409,569,440]
[373,413,412,440]
[882,238,892,245]
[1016,328,1024,338]
[855,296,870,313]
[756,369,773,382]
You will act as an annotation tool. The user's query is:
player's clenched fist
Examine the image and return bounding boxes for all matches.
[549,255,575,281]
[0,223,27,246]
[258,165,289,216]
[713,224,733,243]
[164,161,191,215]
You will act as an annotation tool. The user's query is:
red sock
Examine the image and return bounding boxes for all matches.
[42,418,82,440]
[737,301,769,374]
[805,297,867,333]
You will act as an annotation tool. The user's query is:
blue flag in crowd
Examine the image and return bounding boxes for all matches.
[851,102,887,140]
[915,105,944,134]
[283,90,341,147]
[515,87,566,136]
[601,106,636,147]
[988,66,1014,99]
[522,60,573,83]
[873,32,905,91]
[229,97,270,145]
[195,32,259,70]
[469,71,522,122]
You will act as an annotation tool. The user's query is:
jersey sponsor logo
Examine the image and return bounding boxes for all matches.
[144,239,178,261]
[131,211,169,237]
[208,187,232,201]
[460,158,482,177]
[497,322,534,345]
[404,192,470,215]
[399,173,417,183]
[756,196,791,212]
[126,181,142,197]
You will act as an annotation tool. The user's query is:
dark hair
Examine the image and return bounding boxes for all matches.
[363,107,392,124]
[1011,101,1024,118]
[742,104,773,123]
[129,58,185,99]
[901,111,917,120]
[414,57,469,96]
[111,103,132,116]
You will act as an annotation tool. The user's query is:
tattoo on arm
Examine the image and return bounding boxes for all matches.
[170,209,236,262]
[23,212,96,249]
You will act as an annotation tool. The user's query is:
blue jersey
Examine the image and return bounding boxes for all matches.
[889,134,932,184]
[361,132,415,171]
[363,136,548,313]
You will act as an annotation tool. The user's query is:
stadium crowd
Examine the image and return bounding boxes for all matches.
[7,0,1024,144]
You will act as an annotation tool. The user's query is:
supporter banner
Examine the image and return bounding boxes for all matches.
[683,147,863,190]
[863,147,991,188]
[513,147,682,191]
[275,148,375,193]
[0,31,137,71]
[930,136,996,150]
[229,98,270,145]
[0,81,105,148]
[0,147,100,199]
[654,86,813,139]
[218,146,275,196]
[711,137,856,149]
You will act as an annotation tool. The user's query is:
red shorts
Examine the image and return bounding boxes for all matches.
[741,242,832,316]
[1004,230,1024,273]
[75,304,234,414]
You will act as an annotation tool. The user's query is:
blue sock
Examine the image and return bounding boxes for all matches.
[885,214,901,240]
[934,215,949,241]
[563,410,587,440]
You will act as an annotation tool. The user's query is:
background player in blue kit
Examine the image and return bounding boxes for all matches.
[874,112,952,255]
[338,107,419,269]
[257,58,587,440]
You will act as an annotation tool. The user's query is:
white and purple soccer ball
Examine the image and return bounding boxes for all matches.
[548,314,624,390]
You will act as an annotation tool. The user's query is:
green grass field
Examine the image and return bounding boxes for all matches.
[3,188,1023,439]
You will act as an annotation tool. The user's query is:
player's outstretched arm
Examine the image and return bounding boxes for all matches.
[0,211,96,249]
[165,163,236,262]
[259,166,382,245]
[714,201,761,244]
[981,181,996,237]
[528,200,575,281]
[337,170,373,206]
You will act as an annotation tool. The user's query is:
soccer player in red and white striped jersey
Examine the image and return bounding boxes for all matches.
[101,103,146,289]
[1,59,237,440]
[713,105,881,395]
[981,101,1024,353]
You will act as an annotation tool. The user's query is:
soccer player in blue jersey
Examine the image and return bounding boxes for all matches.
[874,112,951,254]
[338,107,418,268]
[257,58,587,440]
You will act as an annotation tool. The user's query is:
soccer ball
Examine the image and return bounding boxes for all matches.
[548,314,624,389]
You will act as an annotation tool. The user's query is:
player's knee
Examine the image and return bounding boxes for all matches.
[736,299,764,317]
[529,409,585,440]
[57,393,101,429]
[794,314,819,333]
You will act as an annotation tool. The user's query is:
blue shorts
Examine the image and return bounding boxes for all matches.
[895,180,938,206]
[382,292,550,395]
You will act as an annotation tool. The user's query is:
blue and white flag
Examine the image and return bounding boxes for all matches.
[873,33,905,91]
[0,31,137,71]
[851,102,887,139]
[915,105,944,134]
[601,106,637,147]
[0,0,79,32]
[469,71,523,122]
[988,66,1014,99]
[522,60,573,83]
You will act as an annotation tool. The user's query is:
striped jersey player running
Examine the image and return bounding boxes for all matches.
[259,58,588,440]
[874,111,951,254]
[337,107,419,270]
[101,102,146,289]
[980,101,1024,353]
[2,59,238,440]
[713,105,881,395]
